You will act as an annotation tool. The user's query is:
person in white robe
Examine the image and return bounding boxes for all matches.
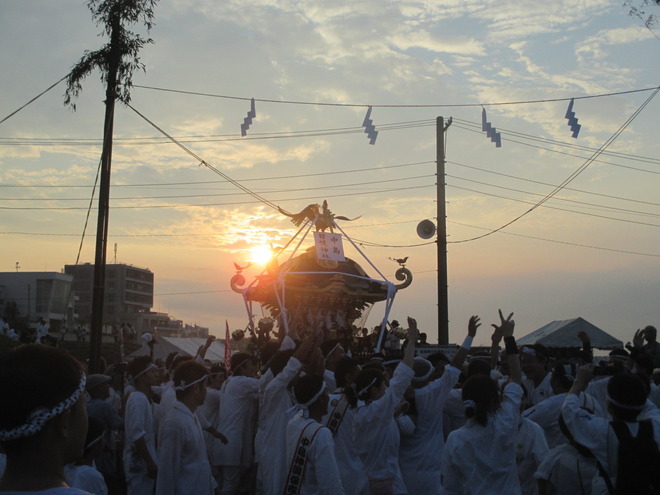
[440,310,523,495]
[346,317,418,495]
[284,374,345,495]
[534,442,598,495]
[255,331,320,495]
[322,356,368,495]
[515,416,549,495]
[213,353,260,495]
[196,364,226,458]
[561,364,660,494]
[399,316,480,493]
[521,345,554,406]
[156,361,216,495]
[124,357,160,495]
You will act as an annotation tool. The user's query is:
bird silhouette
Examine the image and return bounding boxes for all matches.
[234,262,252,271]
[389,256,409,266]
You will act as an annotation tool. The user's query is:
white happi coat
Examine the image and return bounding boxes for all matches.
[284,413,345,495]
[354,363,414,495]
[123,390,158,494]
[515,417,549,495]
[440,382,523,495]
[213,375,260,467]
[196,387,221,457]
[523,392,604,449]
[522,372,554,406]
[534,443,598,495]
[156,401,215,495]
[399,364,461,493]
[255,356,301,495]
[561,393,660,484]
[322,390,368,495]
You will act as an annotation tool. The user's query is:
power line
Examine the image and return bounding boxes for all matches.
[448,87,660,243]
[133,84,660,108]
[0,74,69,126]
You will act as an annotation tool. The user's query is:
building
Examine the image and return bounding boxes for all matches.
[64,263,154,325]
[0,271,74,329]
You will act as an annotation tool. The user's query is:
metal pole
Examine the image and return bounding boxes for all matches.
[436,117,449,345]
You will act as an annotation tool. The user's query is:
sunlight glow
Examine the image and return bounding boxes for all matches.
[248,245,273,265]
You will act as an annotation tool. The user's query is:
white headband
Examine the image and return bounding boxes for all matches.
[357,377,378,398]
[464,399,476,409]
[173,374,208,391]
[606,393,645,411]
[288,382,328,418]
[0,374,86,442]
[412,358,433,383]
[133,363,156,380]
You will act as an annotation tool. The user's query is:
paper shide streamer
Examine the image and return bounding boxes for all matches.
[241,98,256,136]
[565,98,581,138]
[481,108,501,148]
[362,106,378,145]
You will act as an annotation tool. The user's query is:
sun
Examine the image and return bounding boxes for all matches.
[248,245,273,266]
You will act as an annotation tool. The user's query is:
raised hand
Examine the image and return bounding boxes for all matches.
[407,316,419,342]
[468,315,481,337]
[633,328,645,348]
[492,309,515,338]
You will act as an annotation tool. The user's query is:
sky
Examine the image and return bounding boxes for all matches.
[0,0,658,346]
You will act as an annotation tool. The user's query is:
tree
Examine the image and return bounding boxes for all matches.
[65,0,158,373]
[624,0,660,30]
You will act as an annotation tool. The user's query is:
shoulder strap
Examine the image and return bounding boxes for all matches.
[325,394,350,435]
[282,420,325,495]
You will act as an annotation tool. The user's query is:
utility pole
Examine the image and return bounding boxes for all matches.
[436,116,452,345]
[89,13,121,374]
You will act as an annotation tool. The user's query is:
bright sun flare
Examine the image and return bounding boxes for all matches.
[248,245,273,265]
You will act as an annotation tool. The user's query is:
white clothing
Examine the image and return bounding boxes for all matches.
[522,372,554,406]
[213,375,260,467]
[440,382,524,495]
[64,464,108,495]
[400,364,461,493]
[523,392,603,449]
[156,401,215,495]
[534,443,598,495]
[284,413,345,495]
[156,384,177,435]
[323,369,337,394]
[322,392,368,495]
[515,417,549,495]
[354,363,414,495]
[0,453,6,478]
[443,388,466,439]
[584,376,610,416]
[123,390,158,495]
[254,356,301,495]
[196,387,221,457]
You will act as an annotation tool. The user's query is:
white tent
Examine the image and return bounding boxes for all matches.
[128,336,227,363]
[517,317,623,350]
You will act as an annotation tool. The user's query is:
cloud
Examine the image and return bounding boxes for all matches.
[576,25,654,61]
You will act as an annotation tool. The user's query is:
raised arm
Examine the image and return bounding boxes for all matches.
[402,317,418,369]
[494,310,520,384]
[450,315,480,369]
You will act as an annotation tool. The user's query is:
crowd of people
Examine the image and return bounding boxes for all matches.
[0,313,659,495]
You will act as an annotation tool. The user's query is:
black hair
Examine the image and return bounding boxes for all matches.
[426,352,450,367]
[462,375,500,427]
[345,368,385,407]
[551,363,574,391]
[0,345,84,453]
[334,357,360,388]
[210,363,226,375]
[607,373,647,421]
[268,349,295,377]
[173,361,208,400]
[467,359,491,378]
[633,354,654,377]
[127,355,152,381]
[231,353,256,376]
[293,374,325,406]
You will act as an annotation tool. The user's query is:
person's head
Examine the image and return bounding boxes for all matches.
[86,374,112,400]
[352,368,387,405]
[268,349,295,377]
[231,353,258,378]
[426,352,450,379]
[208,363,226,389]
[520,345,550,382]
[633,354,654,379]
[467,357,492,378]
[462,375,500,426]
[128,356,159,388]
[643,325,657,344]
[0,345,88,465]
[173,361,208,408]
[419,332,428,344]
[292,374,329,418]
[321,340,345,371]
[334,357,360,389]
[411,357,434,389]
[607,373,648,421]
